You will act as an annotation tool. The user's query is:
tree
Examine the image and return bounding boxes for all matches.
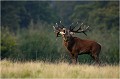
[1,1,58,31]
[70,1,119,30]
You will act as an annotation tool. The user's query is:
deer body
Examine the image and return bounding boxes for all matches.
[63,36,101,64]
[53,21,101,64]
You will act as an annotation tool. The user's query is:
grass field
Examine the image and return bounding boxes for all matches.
[0,60,119,78]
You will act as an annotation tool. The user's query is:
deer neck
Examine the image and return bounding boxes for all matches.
[63,36,75,52]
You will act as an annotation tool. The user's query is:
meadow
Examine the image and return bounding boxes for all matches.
[1,1,119,78]
[0,60,119,78]
[1,22,119,78]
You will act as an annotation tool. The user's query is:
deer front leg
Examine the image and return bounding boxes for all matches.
[70,53,78,64]
[71,58,77,64]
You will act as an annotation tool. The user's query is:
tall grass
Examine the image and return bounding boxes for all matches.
[1,60,119,78]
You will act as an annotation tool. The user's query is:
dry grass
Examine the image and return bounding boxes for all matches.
[0,60,119,78]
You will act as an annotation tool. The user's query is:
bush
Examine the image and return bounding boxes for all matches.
[1,28,17,59]
[14,24,67,62]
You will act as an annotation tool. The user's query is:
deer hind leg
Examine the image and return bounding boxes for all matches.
[91,52,100,65]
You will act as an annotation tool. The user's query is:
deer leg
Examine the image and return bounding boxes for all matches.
[70,53,78,64]
[92,54,100,65]
[72,57,78,64]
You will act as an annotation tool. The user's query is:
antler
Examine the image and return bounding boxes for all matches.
[53,21,65,37]
[59,21,65,28]
[70,22,89,36]
[70,22,79,31]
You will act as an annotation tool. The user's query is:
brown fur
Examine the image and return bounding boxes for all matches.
[63,36,101,64]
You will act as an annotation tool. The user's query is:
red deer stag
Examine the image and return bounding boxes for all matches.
[53,21,101,64]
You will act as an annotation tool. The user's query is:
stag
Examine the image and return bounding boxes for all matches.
[53,21,101,64]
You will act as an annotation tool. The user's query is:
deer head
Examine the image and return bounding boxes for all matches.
[53,21,89,41]
[53,21,65,37]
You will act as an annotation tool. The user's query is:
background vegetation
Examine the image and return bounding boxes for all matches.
[1,1,119,64]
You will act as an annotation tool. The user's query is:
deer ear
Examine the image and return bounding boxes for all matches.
[70,32,75,35]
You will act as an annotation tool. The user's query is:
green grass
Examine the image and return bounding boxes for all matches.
[1,60,119,78]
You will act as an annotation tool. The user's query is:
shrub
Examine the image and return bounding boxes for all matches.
[1,28,17,59]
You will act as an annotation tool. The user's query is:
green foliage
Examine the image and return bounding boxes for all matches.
[18,27,54,60]
[52,1,92,24]
[70,1,119,30]
[2,23,67,62]
[1,1,58,31]
[1,28,17,59]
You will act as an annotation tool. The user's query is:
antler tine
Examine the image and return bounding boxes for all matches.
[53,25,57,32]
[53,26,55,31]
[81,25,89,36]
[69,22,74,30]
[77,25,89,32]
[60,21,61,23]
[76,22,83,31]
[56,23,58,27]
[53,23,60,31]
[71,22,79,31]
[83,25,89,31]
[59,21,65,28]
